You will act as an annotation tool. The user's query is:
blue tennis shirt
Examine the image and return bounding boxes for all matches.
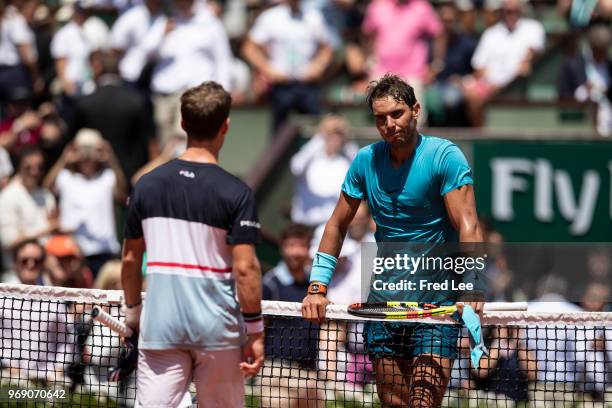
[341,134,473,302]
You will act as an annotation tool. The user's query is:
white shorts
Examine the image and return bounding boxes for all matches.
[136,348,244,408]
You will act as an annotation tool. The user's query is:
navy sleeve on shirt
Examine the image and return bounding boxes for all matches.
[227,188,261,245]
[124,186,144,239]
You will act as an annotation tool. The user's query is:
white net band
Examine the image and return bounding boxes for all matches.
[1,283,610,327]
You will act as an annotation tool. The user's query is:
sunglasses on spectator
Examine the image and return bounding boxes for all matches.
[17,257,44,267]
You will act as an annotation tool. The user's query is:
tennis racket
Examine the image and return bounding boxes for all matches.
[90,306,134,337]
[347,301,527,319]
[90,306,138,382]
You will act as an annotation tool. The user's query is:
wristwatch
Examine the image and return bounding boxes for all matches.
[307,282,328,295]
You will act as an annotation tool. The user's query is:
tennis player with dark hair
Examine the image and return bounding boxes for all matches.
[121,81,264,407]
[302,74,483,407]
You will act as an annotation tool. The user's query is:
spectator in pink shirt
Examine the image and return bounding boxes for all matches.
[362,0,443,125]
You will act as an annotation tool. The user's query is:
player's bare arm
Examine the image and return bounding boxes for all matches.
[443,184,481,242]
[302,192,361,324]
[232,244,265,377]
[121,237,145,330]
[443,184,485,315]
[233,243,262,314]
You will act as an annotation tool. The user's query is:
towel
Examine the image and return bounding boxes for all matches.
[453,305,488,368]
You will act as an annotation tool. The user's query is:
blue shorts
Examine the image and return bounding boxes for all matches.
[364,321,459,360]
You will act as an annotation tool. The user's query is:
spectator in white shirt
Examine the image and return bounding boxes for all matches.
[462,0,545,126]
[242,0,334,132]
[110,0,164,87]
[0,146,57,276]
[51,0,110,98]
[0,2,42,102]
[43,128,127,277]
[142,0,232,146]
[290,114,358,227]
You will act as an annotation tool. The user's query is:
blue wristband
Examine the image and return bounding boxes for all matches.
[309,252,337,286]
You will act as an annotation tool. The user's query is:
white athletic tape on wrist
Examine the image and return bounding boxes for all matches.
[245,319,264,334]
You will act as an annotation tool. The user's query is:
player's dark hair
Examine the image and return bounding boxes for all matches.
[366,74,417,111]
[180,82,232,140]
[281,223,313,243]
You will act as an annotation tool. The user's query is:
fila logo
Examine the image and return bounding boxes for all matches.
[179,170,195,179]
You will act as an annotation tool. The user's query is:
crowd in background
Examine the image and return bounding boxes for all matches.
[0,0,610,283]
[0,0,609,145]
[0,0,610,404]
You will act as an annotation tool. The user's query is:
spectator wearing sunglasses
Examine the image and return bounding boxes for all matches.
[0,146,57,278]
[2,239,46,284]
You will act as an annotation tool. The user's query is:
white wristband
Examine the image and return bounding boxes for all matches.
[245,319,264,334]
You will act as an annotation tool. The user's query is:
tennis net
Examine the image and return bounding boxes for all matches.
[0,283,611,407]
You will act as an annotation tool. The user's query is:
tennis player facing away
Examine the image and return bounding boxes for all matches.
[302,74,484,407]
[121,82,264,407]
